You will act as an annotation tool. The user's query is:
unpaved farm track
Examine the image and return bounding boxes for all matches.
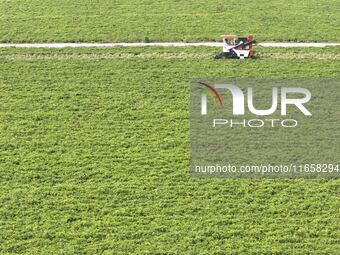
[0,42,339,48]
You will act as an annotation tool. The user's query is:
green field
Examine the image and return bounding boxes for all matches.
[0,47,339,253]
[1,0,339,42]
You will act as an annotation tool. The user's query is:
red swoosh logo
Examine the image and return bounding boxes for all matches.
[199,82,223,107]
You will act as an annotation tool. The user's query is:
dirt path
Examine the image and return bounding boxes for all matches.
[0,42,339,48]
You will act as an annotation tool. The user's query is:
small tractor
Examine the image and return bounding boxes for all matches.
[214,34,255,59]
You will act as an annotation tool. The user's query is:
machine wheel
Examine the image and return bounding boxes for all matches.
[214,52,224,59]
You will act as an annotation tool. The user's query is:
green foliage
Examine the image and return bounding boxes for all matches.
[0,47,339,253]
[0,0,339,42]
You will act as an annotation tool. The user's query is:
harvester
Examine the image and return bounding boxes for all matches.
[214,34,255,59]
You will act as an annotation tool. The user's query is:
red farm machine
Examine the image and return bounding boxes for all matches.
[214,34,256,59]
